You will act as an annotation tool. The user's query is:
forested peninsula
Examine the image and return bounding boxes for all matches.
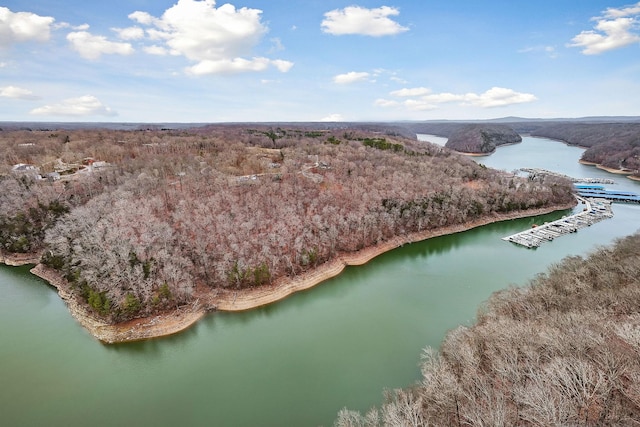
[336,232,640,426]
[444,124,522,155]
[0,125,575,342]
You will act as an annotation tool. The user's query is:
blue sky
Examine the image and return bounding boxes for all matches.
[1,0,639,122]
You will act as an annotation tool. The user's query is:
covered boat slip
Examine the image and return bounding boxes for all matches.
[575,186,640,203]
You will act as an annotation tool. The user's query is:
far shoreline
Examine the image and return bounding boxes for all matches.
[7,202,575,344]
[579,159,640,180]
[452,140,523,157]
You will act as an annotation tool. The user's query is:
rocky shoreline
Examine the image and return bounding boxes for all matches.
[6,202,575,344]
[29,264,207,344]
[0,250,42,266]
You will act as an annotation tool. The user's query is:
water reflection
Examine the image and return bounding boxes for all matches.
[105,319,203,356]
[0,264,56,309]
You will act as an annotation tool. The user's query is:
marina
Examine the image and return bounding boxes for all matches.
[502,197,614,248]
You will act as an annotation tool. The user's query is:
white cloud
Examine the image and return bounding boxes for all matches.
[425,92,467,103]
[403,99,438,111]
[144,45,169,55]
[374,98,399,108]
[129,0,291,75]
[569,3,640,54]
[186,57,293,75]
[518,45,558,58]
[378,86,537,111]
[113,26,144,40]
[272,59,294,72]
[544,45,558,58]
[67,31,134,60]
[333,71,370,84]
[389,76,408,84]
[268,37,284,53]
[56,22,90,31]
[320,113,344,122]
[0,7,55,47]
[603,2,640,18]
[0,85,40,100]
[30,95,117,116]
[462,87,537,107]
[321,6,409,36]
[390,87,431,97]
[128,11,156,26]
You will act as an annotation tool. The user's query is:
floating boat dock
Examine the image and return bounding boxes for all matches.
[502,197,613,248]
[575,187,640,203]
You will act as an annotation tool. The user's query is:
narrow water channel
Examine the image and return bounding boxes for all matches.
[1,136,639,426]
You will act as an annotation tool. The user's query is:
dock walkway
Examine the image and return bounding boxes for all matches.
[502,197,613,248]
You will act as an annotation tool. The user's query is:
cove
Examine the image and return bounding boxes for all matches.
[2,136,639,426]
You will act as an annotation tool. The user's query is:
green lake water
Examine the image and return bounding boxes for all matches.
[1,136,639,426]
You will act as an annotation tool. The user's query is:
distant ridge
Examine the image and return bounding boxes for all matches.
[487,116,640,123]
[1,116,640,133]
[0,122,210,131]
[406,116,640,124]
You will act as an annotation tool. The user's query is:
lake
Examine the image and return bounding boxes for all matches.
[1,136,639,426]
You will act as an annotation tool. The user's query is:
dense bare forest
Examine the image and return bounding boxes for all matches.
[336,232,640,426]
[0,126,574,322]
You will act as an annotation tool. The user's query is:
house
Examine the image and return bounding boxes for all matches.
[45,172,61,182]
[92,161,108,169]
[11,163,40,179]
[11,163,38,173]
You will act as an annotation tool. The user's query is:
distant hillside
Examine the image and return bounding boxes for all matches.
[444,124,522,154]
[530,122,640,148]
[395,117,640,139]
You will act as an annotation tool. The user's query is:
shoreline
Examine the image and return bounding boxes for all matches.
[29,264,207,344]
[454,140,523,157]
[579,159,639,179]
[208,202,575,312]
[0,250,42,266]
[10,202,575,344]
[456,151,492,157]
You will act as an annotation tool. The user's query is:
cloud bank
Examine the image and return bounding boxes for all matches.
[30,95,116,116]
[377,86,537,111]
